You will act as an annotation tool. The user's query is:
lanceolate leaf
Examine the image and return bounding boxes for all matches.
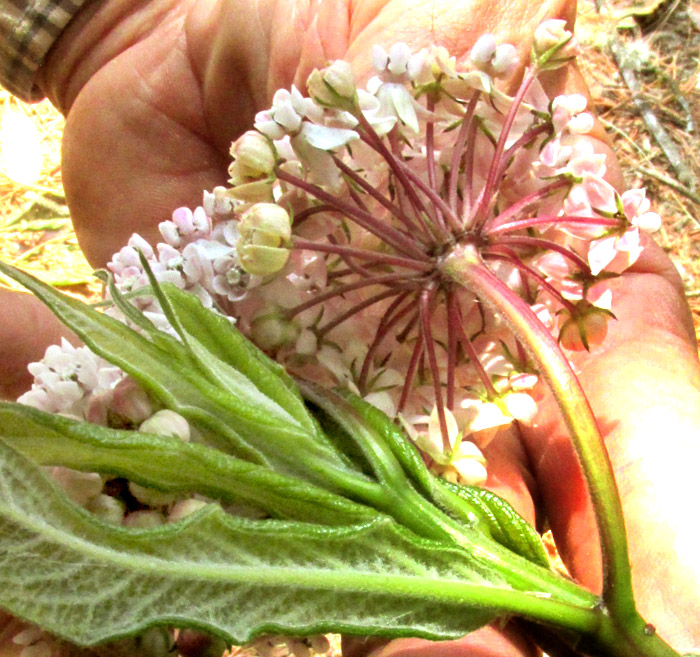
[435,480,550,568]
[312,386,549,567]
[0,440,509,647]
[0,402,376,526]
[0,262,359,485]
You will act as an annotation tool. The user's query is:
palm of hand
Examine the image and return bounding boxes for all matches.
[47,0,700,653]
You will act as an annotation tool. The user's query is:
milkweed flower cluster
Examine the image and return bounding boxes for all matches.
[19,20,661,493]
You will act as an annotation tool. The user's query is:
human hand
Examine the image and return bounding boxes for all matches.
[4,0,700,654]
[2,0,589,391]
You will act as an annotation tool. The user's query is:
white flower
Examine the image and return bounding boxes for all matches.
[552,94,593,135]
[307,60,357,110]
[470,34,497,66]
[367,43,430,134]
[620,188,661,232]
[588,226,644,276]
[470,35,518,75]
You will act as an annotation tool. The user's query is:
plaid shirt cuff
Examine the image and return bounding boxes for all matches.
[0,0,89,102]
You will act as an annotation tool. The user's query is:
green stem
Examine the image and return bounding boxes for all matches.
[441,244,633,617]
[591,612,682,657]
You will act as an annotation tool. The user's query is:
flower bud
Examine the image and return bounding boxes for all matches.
[136,627,175,657]
[237,203,292,276]
[250,312,300,351]
[558,301,615,351]
[307,60,357,110]
[123,510,166,528]
[50,467,103,506]
[86,494,126,524]
[230,130,276,179]
[532,19,579,70]
[110,377,153,424]
[128,481,178,507]
[491,43,518,75]
[139,409,190,441]
[470,34,497,66]
[176,629,229,657]
[168,499,208,522]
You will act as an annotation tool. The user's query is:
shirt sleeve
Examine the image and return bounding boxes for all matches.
[0,0,88,102]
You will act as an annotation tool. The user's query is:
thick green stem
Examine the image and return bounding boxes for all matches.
[442,244,632,615]
[441,245,688,657]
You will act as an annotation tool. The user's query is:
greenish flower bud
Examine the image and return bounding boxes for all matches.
[307,60,357,110]
[230,130,276,179]
[237,203,292,276]
[139,409,190,442]
[250,312,300,351]
[128,481,178,507]
[135,627,175,657]
[558,300,615,352]
[86,494,126,524]
[532,19,579,70]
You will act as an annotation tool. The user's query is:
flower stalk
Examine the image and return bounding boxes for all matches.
[441,243,634,615]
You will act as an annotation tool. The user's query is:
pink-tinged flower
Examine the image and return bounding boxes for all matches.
[568,174,617,214]
[620,188,662,232]
[18,339,121,417]
[588,226,643,276]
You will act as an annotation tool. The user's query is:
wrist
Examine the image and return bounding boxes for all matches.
[37,0,189,113]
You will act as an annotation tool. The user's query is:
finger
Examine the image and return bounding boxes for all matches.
[61,44,230,267]
[0,288,77,400]
[343,623,538,657]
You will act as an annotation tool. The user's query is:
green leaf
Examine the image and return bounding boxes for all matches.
[155,281,344,461]
[0,262,361,485]
[306,387,549,568]
[436,480,549,568]
[0,402,375,526]
[0,439,509,647]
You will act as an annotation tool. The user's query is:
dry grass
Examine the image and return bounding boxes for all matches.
[0,93,100,300]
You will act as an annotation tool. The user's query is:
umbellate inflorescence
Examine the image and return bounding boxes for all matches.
[20,20,661,490]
